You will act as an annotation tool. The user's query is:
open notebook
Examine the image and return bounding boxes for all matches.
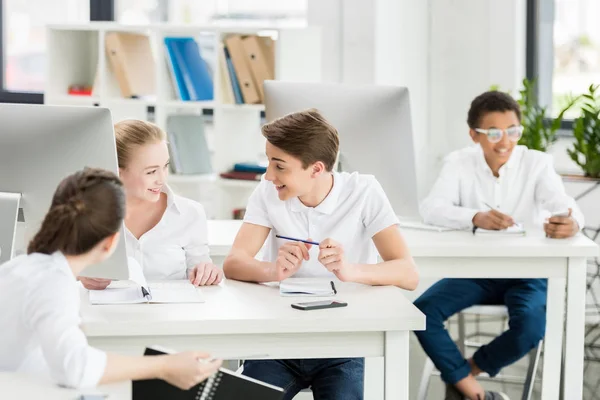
[89,280,205,304]
[279,278,337,297]
[474,223,526,236]
[133,347,284,400]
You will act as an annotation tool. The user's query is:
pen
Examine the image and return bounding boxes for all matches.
[275,235,320,246]
[483,201,494,210]
[330,280,337,295]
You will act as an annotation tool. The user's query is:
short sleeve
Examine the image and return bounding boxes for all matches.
[243,180,273,228]
[362,177,400,238]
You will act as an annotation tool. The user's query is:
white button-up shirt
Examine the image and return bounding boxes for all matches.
[125,185,212,280]
[244,171,400,278]
[0,252,106,388]
[420,145,585,230]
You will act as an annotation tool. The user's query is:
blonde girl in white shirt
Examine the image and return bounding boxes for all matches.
[0,168,221,389]
[80,120,222,290]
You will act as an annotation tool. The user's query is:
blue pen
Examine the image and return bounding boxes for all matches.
[275,235,320,246]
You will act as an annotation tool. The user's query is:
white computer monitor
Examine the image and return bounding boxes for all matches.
[263,81,419,218]
[0,104,129,279]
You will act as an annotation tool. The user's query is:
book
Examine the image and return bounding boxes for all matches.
[224,46,244,104]
[105,32,156,98]
[89,281,205,304]
[233,162,267,174]
[280,278,338,297]
[164,38,190,101]
[217,42,234,104]
[398,220,458,232]
[474,223,526,236]
[133,347,284,400]
[219,171,261,181]
[166,114,213,174]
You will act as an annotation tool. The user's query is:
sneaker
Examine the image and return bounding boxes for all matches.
[445,383,465,400]
[484,392,510,400]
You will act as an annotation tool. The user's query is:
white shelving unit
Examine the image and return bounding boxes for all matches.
[45,22,321,219]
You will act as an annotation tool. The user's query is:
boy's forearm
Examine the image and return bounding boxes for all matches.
[223,251,277,282]
[350,258,419,290]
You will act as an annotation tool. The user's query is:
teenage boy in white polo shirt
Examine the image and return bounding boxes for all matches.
[223,108,419,400]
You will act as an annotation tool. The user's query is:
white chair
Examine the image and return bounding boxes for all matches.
[417,305,542,400]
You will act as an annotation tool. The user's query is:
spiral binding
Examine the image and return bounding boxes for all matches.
[198,371,223,400]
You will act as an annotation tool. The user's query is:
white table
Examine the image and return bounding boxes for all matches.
[81,279,425,400]
[0,372,127,399]
[206,220,599,400]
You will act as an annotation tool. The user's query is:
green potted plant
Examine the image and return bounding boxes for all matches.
[567,84,600,178]
[517,78,578,152]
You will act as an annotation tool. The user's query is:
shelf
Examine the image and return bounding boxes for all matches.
[168,174,260,189]
[103,97,156,106]
[45,95,101,105]
[161,100,217,109]
[220,103,265,111]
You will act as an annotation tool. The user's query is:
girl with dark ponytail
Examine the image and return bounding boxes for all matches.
[0,168,221,389]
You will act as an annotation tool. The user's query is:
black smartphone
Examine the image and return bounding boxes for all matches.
[291,300,348,311]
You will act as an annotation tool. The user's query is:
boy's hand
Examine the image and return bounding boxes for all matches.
[544,208,579,239]
[188,262,223,286]
[473,210,515,230]
[79,277,112,290]
[318,239,357,282]
[274,241,312,281]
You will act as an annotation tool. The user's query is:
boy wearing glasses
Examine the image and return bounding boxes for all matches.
[415,91,584,400]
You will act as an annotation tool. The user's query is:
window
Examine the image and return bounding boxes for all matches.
[552,0,600,118]
[530,0,600,119]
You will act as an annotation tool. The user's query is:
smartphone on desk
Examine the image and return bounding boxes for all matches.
[291,300,348,311]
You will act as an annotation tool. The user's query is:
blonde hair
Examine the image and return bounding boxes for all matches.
[114,120,167,169]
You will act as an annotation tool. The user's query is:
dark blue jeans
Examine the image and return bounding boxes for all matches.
[243,358,364,400]
[414,278,547,384]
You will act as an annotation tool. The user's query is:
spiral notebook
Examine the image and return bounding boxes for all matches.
[133,347,284,400]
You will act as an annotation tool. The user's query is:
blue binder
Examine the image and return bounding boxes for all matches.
[164,37,214,101]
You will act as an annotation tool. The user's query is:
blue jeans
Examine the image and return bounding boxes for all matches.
[243,358,364,400]
[414,278,547,384]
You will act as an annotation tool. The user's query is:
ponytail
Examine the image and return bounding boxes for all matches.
[27,168,125,255]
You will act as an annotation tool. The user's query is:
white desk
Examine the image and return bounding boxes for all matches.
[206,220,599,400]
[0,372,127,399]
[81,279,424,400]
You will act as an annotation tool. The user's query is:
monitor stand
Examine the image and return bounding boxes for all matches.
[0,192,21,264]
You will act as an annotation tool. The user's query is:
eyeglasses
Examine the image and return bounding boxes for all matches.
[474,126,524,144]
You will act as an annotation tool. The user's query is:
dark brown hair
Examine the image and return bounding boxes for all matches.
[467,91,522,129]
[261,108,340,171]
[114,119,166,169]
[27,168,125,255]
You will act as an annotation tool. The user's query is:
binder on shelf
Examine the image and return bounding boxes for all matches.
[224,47,244,104]
[224,35,261,104]
[166,115,213,175]
[241,35,275,103]
[133,347,284,400]
[105,32,155,98]
[217,42,234,104]
[164,37,214,101]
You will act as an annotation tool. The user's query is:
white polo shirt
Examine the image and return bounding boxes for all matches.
[420,145,585,230]
[244,171,400,278]
[125,185,212,280]
[0,252,106,388]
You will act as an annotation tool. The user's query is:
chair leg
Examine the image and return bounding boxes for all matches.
[417,357,436,400]
[458,312,467,355]
[521,340,542,400]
